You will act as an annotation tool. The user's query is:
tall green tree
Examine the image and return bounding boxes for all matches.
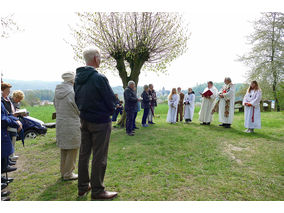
[70,12,190,126]
[239,12,284,111]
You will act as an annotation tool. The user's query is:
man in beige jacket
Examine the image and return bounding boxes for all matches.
[54,72,81,181]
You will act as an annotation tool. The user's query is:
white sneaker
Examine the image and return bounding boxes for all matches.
[63,173,78,181]
[10,156,19,161]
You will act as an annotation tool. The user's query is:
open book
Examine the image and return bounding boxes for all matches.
[14,109,28,116]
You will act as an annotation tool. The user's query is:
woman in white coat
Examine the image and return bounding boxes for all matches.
[184,88,195,123]
[242,81,262,133]
[167,88,179,124]
[54,72,81,181]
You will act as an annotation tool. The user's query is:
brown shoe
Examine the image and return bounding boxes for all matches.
[78,185,91,197]
[91,191,118,200]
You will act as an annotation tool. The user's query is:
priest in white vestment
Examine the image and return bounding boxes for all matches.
[218,77,235,128]
[242,81,262,133]
[199,81,218,125]
[184,88,195,123]
[167,88,179,124]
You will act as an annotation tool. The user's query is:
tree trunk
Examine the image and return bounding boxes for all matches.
[270,13,280,112]
[115,58,144,127]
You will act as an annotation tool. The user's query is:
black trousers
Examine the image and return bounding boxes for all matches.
[78,120,112,196]
[126,111,135,133]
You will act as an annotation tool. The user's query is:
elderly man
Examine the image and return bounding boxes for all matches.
[54,72,80,181]
[74,47,117,200]
[124,81,139,136]
[218,77,236,128]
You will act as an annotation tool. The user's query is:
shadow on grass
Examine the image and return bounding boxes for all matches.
[205,123,282,142]
[36,178,89,201]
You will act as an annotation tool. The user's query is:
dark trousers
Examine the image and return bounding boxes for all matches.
[112,110,119,121]
[133,112,138,129]
[177,104,184,122]
[126,111,135,133]
[142,108,150,125]
[1,157,8,173]
[112,108,123,121]
[78,119,112,196]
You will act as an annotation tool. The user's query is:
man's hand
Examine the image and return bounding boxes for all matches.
[219,94,224,98]
[17,120,22,132]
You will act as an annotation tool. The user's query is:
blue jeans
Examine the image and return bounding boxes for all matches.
[126,111,135,133]
[142,108,150,125]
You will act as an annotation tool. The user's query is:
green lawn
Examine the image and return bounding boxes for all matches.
[8,104,284,201]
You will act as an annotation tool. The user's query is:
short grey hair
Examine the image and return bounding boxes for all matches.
[83,47,100,64]
[225,77,232,83]
[143,84,149,91]
[128,80,135,86]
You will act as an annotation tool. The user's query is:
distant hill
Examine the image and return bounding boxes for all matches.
[3,79,244,102]
[3,79,61,90]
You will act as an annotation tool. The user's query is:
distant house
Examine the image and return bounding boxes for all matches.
[40,100,54,106]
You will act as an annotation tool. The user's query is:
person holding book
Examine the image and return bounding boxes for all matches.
[183,88,195,123]
[11,90,25,111]
[242,81,262,133]
[199,81,218,125]
[166,88,179,124]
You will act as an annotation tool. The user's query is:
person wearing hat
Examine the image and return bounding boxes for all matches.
[54,72,81,181]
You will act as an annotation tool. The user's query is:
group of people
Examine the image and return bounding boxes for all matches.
[54,47,118,200]
[1,45,263,202]
[166,78,262,133]
[123,82,157,136]
[1,82,25,201]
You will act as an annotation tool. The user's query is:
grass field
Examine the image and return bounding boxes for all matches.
[8,104,284,201]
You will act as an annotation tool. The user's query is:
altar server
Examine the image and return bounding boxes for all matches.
[199,81,218,125]
[242,81,262,133]
[184,88,195,123]
[166,88,179,124]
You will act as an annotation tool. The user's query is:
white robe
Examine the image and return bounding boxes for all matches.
[166,94,179,123]
[184,93,195,120]
[219,84,235,124]
[198,86,218,123]
[242,89,262,129]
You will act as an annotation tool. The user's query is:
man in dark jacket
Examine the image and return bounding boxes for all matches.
[74,47,117,200]
[124,81,139,136]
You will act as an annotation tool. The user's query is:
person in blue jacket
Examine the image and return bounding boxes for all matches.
[1,102,22,173]
[141,85,151,127]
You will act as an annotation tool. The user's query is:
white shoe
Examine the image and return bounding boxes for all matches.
[63,173,78,181]
[10,156,19,161]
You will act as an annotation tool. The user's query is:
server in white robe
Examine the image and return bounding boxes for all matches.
[242,81,262,133]
[218,77,235,128]
[184,88,195,123]
[199,81,218,125]
[166,88,179,124]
